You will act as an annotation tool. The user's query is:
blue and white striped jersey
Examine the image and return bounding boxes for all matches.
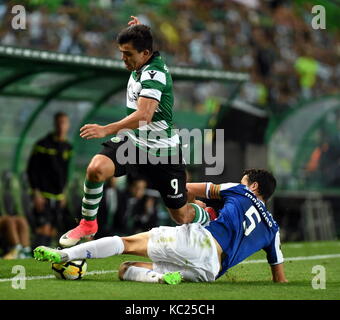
[204,183,283,279]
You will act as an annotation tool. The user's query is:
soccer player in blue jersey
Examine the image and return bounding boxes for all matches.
[34,169,287,284]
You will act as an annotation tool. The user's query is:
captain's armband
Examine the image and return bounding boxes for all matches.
[206,183,221,199]
[206,182,239,199]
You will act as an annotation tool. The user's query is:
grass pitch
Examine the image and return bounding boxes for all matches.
[0,240,339,300]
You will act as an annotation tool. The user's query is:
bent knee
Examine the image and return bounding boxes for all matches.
[86,157,115,182]
[87,164,103,181]
[15,216,27,225]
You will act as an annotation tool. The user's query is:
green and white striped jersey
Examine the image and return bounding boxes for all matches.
[125,52,179,156]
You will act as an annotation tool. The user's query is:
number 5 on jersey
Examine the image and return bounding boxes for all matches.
[243,206,261,236]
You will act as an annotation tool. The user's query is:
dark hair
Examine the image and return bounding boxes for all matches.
[54,111,68,122]
[117,24,153,52]
[242,169,276,201]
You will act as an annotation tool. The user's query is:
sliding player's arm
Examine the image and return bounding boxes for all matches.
[270,263,288,283]
[263,231,288,283]
[187,182,238,201]
[186,183,207,202]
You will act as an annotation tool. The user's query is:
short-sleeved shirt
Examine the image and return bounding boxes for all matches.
[99,52,187,210]
[205,183,283,279]
[124,51,179,157]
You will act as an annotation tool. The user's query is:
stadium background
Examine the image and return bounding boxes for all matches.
[0,0,339,257]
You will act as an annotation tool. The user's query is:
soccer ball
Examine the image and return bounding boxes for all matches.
[52,260,87,280]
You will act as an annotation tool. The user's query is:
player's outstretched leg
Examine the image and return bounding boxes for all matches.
[34,246,69,263]
[162,271,183,285]
[35,237,124,264]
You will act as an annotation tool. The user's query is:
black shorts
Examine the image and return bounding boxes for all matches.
[32,198,63,228]
[98,137,187,209]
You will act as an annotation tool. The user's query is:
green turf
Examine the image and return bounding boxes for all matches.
[0,241,339,300]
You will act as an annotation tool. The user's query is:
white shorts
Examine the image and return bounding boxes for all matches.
[147,223,220,282]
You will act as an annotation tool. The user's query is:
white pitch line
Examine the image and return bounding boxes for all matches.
[242,253,340,264]
[1,253,340,282]
[0,269,117,283]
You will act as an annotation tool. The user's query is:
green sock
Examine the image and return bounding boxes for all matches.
[82,179,104,221]
[190,203,209,226]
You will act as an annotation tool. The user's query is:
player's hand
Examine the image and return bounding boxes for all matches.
[128,16,141,26]
[33,191,46,212]
[59,196,67,209]
[80,124,108,139]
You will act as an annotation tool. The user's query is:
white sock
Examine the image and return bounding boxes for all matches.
[14,244,23,251]
[123,266,163,283]
[61,236,124,261]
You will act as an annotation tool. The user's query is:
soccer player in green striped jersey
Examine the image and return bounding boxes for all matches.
[59,16,212,248]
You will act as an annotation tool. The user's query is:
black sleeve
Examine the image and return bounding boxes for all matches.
[26,144,42,191]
